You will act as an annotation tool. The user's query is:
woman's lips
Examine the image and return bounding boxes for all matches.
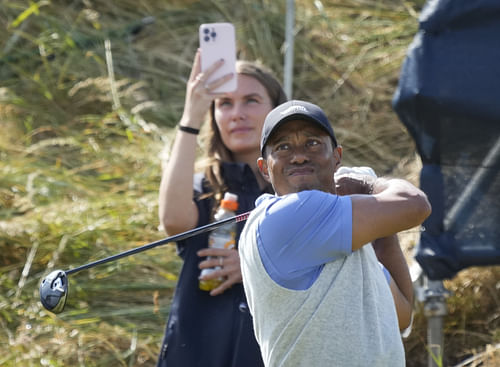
[231,126,253,134]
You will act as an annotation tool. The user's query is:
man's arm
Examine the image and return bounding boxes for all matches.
[350,177,431,250]
[335,168,417,330]
[372,235,413,331]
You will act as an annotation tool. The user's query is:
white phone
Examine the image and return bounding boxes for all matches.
[199,22,237,93]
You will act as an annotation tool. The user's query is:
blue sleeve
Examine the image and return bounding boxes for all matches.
[379,262,391,285]
[256,190,352,290]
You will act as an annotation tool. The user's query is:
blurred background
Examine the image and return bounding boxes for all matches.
[0,1,498,366]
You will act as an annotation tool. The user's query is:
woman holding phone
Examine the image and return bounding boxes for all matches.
[157,49,287,366]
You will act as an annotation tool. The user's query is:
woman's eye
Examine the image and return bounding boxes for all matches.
[216,99,232,108]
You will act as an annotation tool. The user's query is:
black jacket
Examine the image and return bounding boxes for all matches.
[157,162,269,367]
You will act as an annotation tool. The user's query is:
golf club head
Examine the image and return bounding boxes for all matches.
[39,270,68,314]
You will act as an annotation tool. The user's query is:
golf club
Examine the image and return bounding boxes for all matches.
[39,211,251,314]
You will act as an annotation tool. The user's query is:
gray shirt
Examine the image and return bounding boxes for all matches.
[240,192,405,366]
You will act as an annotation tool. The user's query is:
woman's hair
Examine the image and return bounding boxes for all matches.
[197,60,287,201]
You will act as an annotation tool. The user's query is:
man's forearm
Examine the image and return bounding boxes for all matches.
[372,234,414,330]
[372,234,413,306]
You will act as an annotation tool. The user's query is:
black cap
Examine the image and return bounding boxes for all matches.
[261,100,337,155]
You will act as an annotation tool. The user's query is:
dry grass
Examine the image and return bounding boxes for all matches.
[0,0,498,366]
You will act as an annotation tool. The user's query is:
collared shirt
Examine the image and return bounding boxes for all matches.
[239,189,404,366]
[255,191,352,290]
[254,191,390,290]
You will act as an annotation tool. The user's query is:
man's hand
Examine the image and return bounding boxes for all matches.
[197,247,242,296]
[334,166,376,196]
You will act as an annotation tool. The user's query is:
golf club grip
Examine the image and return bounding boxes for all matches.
[66,211,251,275]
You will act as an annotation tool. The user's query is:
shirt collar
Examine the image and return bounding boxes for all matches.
[221,161,270,194]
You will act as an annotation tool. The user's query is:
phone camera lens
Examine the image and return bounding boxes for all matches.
[204,36,210,42]
[211,31,217,39]
[203,28,209,34]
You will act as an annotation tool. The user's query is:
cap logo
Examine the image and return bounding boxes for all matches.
[280,105,308,115]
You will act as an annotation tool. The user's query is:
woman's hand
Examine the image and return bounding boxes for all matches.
[197,247,242,296]
[180,49,234,128]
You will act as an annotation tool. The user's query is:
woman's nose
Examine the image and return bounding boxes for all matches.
[230,103,246,120]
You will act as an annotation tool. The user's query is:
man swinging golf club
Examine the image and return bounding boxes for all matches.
[239,100,431,366]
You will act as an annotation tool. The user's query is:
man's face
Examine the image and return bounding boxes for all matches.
[258,119,342,196]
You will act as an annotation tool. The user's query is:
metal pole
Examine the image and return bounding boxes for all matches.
[284,0,295,99]
[423,279,449,367]
[427,314,444,367]
[444,135,500,232]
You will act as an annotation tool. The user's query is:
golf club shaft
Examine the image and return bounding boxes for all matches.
[66,211,251,275]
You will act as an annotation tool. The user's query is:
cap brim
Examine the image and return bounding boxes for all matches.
[261,113,334,154]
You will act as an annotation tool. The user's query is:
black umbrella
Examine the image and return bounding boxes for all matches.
[393,0,500,281]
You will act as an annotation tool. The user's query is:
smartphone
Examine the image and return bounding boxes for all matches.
[199,22,237,93]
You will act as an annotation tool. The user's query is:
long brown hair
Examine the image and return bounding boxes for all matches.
[197,60,287,202]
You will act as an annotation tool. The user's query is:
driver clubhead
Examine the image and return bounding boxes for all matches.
[39,270,68,314]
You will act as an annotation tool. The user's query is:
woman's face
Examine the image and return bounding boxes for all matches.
[214,74,273,157]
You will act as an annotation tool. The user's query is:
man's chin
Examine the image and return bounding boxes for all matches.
[291,182,320,193]
[275,184,313,196]
[273,177,325,195]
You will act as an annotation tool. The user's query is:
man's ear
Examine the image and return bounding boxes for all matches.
[334,145,343,169]
[257,157,271,182]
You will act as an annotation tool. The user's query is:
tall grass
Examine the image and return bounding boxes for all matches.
[0,0,498,366]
